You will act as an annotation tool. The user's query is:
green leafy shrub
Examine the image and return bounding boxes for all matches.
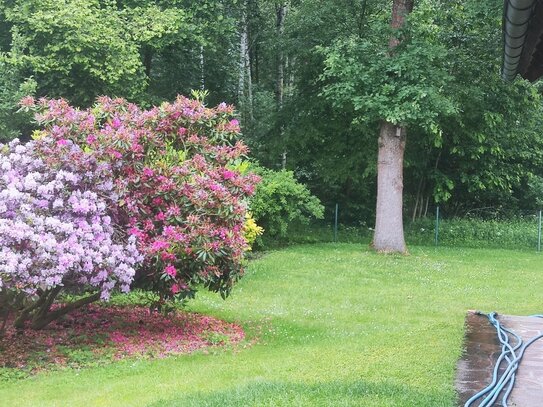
[250,168,324,245]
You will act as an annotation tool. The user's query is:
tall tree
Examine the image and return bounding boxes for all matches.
[372,0,413,253]
[320,0,456,236]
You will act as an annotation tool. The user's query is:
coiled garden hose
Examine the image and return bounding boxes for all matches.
[464,312,543,407]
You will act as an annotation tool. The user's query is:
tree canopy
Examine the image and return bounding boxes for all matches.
[1,0,542,226]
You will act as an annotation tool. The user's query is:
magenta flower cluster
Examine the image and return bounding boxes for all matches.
[24,95,260,304]
[0,138,141,300]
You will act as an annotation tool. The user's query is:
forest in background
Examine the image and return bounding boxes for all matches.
[2,0,543,225]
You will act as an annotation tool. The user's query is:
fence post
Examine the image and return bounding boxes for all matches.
[435,206,440,247]
[334,203,339,243]
[538,210,542,252]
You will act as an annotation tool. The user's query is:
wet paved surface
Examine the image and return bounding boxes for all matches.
[456,312,543,406]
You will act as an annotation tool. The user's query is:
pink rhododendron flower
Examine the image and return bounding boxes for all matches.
[165,264,177,277]
[111,117,122,129]
[222,169,235,180]
[19,96,36,107]
[161,252,176,262]
[151,240,170,252]
[131,143,143,153]
[143,219,155,231]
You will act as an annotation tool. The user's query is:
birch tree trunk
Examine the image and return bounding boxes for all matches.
[238,1,254,122]
[238,8,247,102]
[371,0,414,254]
[275,3,286,106]
[275,2,287,169]
[246,46,253,122]
[199,45,205,90]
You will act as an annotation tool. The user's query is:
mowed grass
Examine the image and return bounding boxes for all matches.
[1,244,543,406]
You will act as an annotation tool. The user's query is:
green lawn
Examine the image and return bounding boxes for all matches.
[1,244,542,406]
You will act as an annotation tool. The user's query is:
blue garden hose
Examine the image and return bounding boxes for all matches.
[464,312,543,407]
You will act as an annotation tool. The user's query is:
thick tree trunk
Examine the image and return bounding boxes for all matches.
[249,0,260,84]
[13,286,101,331]
[371,0,413,254]
[372,122,407,252]
[0,290,12,337]
[13,289,51,329]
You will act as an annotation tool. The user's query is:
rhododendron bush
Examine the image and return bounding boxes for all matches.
[0,138,141,331]
[22,95,259,309]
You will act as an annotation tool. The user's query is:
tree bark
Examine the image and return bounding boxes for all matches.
[31,291,101,330]
[246,48,254,122]
[249,0,260,84]
[238,11,247,103]
[372,122,407,252]
[14,289,50,329]
[372,0,413,253]
[30,286,63,329]
[12,286,102,331]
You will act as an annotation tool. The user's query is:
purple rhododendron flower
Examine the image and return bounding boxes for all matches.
[0,138,142,299]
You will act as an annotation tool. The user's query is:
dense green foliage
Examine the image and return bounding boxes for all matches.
[2,244,543,405]
[1,0,543,230]
[259,216,542,251]
[0,57,36,141]
[250,167,324,241]
[317,0,543,219]
[407,217,540,249]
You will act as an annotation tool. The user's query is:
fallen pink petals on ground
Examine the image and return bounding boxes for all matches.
[0,305,245,372]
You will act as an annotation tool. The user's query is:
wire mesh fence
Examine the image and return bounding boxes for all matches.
[407,207,542,251]
[288,206,543,251]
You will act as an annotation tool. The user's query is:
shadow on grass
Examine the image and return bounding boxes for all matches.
[148,378,454,406]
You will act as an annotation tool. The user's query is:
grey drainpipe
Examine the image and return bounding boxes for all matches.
[502,0,536,81]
